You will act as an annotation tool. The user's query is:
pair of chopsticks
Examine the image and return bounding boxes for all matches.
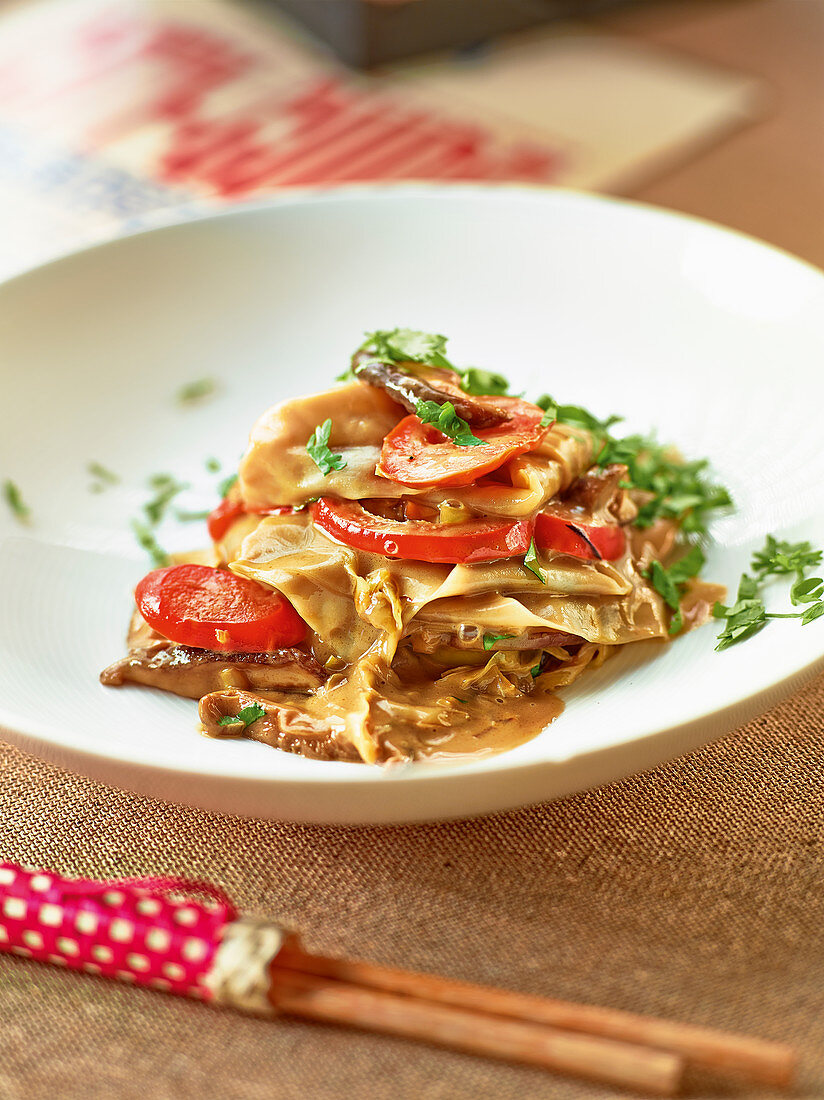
[270,945,796,1095]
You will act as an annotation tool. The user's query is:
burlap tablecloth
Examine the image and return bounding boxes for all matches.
[1,671,823,1100]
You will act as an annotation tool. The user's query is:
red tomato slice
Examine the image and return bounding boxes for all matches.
[534,512,626,561]
[135,563,305,652]
[207,496,246,542]
[311,498,533,564]
[378,396,549,488]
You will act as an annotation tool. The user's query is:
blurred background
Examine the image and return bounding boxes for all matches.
[0,0,821,278]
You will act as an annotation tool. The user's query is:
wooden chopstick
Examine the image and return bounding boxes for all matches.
[269,966,683,1095]
[275,945,796,1089]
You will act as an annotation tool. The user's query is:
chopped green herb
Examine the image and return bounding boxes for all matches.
[205,456,222,473]
[336,366,356,382]
[751,535,822,578]
[131,519,170,568]
[459,368,509,396]
[530,663,542,678]
[177,378,217,405]
[359,328,453,369]
[537,395,730,536]
[539,408,554,428]
[535,396,623,442]
[144,474,188,525]
[714,534,824,650]
[415,400,484,447]
[523,537,545,584]
[87,462,119,489]
[644,546,705,635]
[217,472,238,498]
[175,509,212,522]
[3,479,30,523]
[217,703,266,729]
[307,419,347,476]
[483,632,515,650]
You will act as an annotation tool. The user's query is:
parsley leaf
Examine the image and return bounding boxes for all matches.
[87,462,119,492]
[218,703,266,729]
[536,396,623,443]
[459,368,509,396]
[360,328,453,369]
[3,479,30,523]
[307,419,347,475]
[131,519,170,568]
[483,632,515,650]
[536,396,731,536]
[177,378,217,405]
[524,537,545,584]
[415,400,484,446]
[752,535,822,578]
[530,662,542,678]
[144,474,188,525]
[205,456,222,473]
[714,534,824,650]
[645,546,705,635]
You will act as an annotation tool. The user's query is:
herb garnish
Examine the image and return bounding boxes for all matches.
[530,662,543,678]
[144,473,188,525]
[205,456,222,473]
[537,395,730,536]
[523,537,545,584]
[177,378,217,405]
[87,462,119,493]
[644,545,705,635]
[359,328,454,369]
[3,479,30,523]
[175,509,212,522]
[714,536,824,650]
[483,632,515,650]
[415,400,484,447]
[131,519,170,568]
[217,472,238,498]
[217,703,266,729]
[307,419,347,475]
[459,368,509,396]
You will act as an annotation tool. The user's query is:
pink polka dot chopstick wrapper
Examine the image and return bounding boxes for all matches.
[0,861,289,1014]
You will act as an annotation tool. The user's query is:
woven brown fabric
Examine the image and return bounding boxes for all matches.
[0,673,823,1100]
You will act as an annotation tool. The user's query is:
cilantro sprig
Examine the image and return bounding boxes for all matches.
[644,545,705,635]
[523,537,545,584]
[537,395,730,537]
[415,400,484,447]
[307,419,347,475]
[483,632,515,650]
[3,479,30,523]
[218,703,266,730]
[459,368,509,396]
[714,536,824,650]
[177,377,217,405]
[359,328,454,370]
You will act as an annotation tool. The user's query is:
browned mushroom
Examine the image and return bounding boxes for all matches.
[199,688,360,761]
[100,643,326,700]
[352,356,509,428]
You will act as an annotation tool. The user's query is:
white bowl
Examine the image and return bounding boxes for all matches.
[2,185,823,824]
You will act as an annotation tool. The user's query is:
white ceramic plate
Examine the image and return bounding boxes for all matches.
[2,186,824,824]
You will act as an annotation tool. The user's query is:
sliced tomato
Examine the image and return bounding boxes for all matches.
[207,495,246,541]
[534,512,626,561]
[311,498,533,564]
[378,396,550,489]
[135,563,305,652]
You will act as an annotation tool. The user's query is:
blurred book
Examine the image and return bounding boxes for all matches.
[0,0,761,279]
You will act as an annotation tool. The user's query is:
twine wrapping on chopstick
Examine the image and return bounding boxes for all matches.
[0,862,289,1013]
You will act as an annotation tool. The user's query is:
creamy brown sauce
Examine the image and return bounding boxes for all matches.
[198,649,570,763]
